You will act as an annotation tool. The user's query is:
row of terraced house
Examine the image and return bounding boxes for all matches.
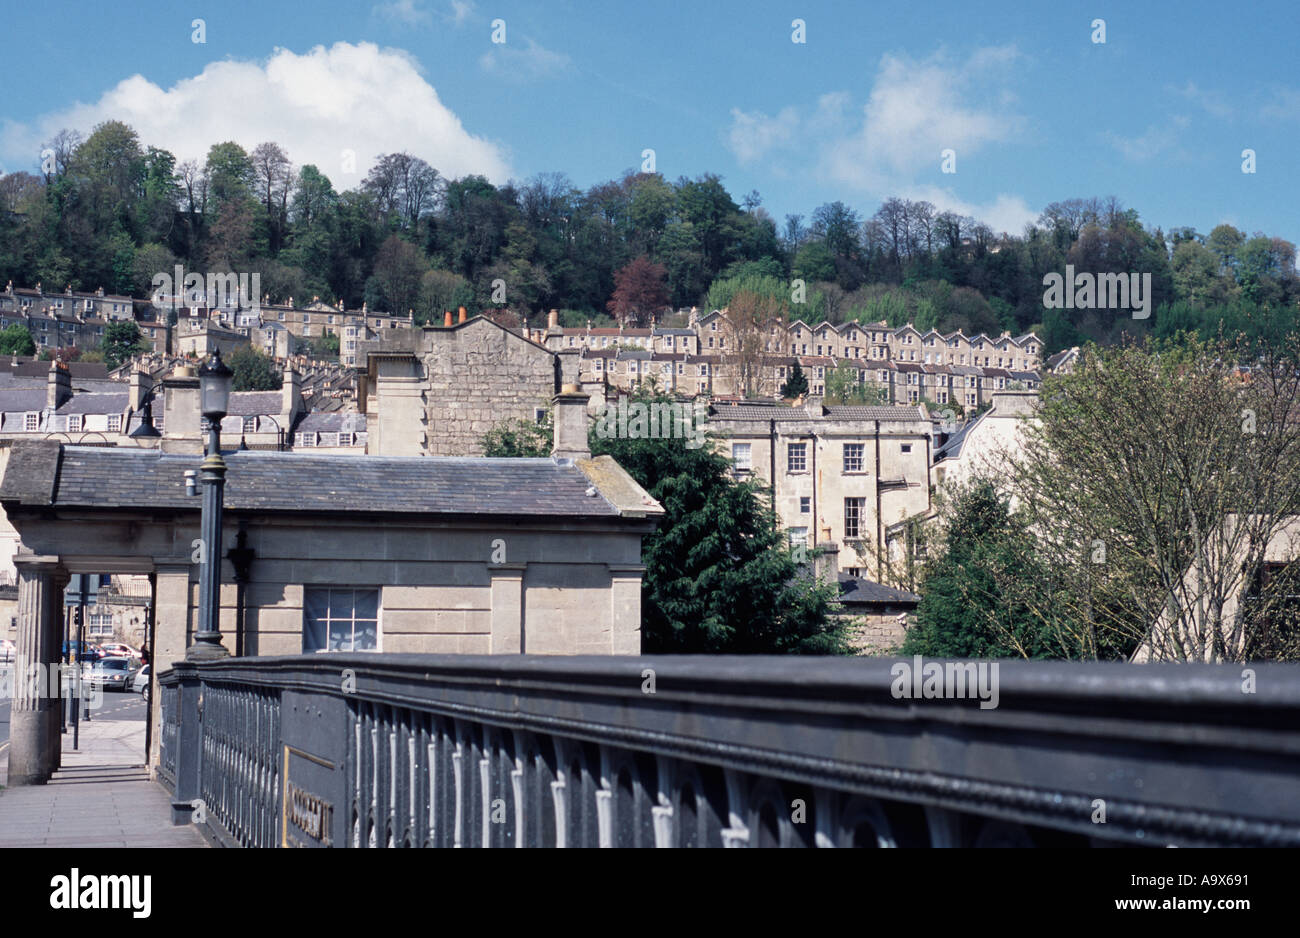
[529,308,1050,410]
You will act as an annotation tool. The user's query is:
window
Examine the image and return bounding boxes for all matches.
[844,498,866,539]
[66,414,82,432]
[845,567,862,578]
[901,444,912,453]
[303,587,379,652]
[87,610,113,637]
[107,415,121,433]
[788,527,808,549]
[732,443,752,471]
[800,496,811,514]
[787,442,807,472]
[843,443,864,473]
[338,432,354,446]
[24,413,38,431]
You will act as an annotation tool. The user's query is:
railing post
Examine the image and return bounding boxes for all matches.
[169,663,204,825]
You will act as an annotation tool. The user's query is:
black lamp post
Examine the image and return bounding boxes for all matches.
[189,349,234,661]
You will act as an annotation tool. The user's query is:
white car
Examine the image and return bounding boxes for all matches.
[131,664,151,699]
[99,642,138,658]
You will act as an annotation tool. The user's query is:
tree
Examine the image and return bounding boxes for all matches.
[607,255,669,326]
[251,142,293,253]
[823,363,871,405]
[0,324,36,356]
[903,478,1053,658]
[226,346,281,391]
[591,390,847,653]
[480,409,552,457]
[1011,331,1300,661]
[371,235,428,316]
[781,361,809,398]
[305,332,340,360]
[101,321,145,370]
[721,288,783,397]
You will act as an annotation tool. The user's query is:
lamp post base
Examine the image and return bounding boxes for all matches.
[186,634,230,662]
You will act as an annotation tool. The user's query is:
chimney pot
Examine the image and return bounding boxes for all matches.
[444,310,453,327]
[458,306,467,323]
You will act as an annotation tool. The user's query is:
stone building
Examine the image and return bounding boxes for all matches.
[705,399,933,579]
[0,387,663,784]
[359,313,579,457]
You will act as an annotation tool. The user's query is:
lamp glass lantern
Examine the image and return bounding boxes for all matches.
[198,350,234,420]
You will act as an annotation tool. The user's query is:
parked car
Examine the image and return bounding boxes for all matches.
[131,664,151,697]
[99,643,138,658]
[0,638,14,662]
[86,656,132,692]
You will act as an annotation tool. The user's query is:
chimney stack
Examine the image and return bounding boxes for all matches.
[547,309,559,331]
[129,369,153,412]
[813,528,840,585]
[47,360,72,410]
[444,310,453,328]
[551,383,591,461]
[458,306,467,324]
[281,365,302,427]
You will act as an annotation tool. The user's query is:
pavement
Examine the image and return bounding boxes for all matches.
[0,686,210,848]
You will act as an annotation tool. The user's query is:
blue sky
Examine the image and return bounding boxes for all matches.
[2,0,1297,241]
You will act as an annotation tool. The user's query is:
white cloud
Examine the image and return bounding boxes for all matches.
[1172,81,1232,119]
[723,46,1029,232]
[374,0,433,26]
[448,0,475,26]
[478,37,572,81]
[903,184,1037,238]
[824,47,1024,187]
[1105,115,1190,162]
[0,42,513,189]
[727,106,798,164]
[1261,86,1300,121]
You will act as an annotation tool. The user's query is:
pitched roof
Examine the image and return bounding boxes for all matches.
[296,412,367,433]
[822,405,926,421]
[836,575,920,606]
[2,444,660,520]
[227,391,283,417]
[55,392,128,415]
[0,388,47,412]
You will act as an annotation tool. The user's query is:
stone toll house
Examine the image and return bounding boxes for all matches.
[0,386,663,786]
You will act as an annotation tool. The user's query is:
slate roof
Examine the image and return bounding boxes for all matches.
[4,446,647,519]
[0,388,47,412]
[934,417,978,461]
[227,391,283,417]
[822,405,927,421]
[836,575,920,606]
[709,403,810,422]
[297,412,367,433]
[55,392,128,415]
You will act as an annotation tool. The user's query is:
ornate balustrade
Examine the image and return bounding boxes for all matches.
[158,655,1300,847]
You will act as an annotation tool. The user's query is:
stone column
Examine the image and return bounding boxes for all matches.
[148,562,193,769]
[7,555,66,786]
[607,565,644,655]
[489,564,526,654]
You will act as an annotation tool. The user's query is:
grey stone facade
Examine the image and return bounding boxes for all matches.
[360,317,579,457]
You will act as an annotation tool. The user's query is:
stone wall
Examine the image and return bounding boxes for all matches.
[366,318,580,457]
[845,611,911,656]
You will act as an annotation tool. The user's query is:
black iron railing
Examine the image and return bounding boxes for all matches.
[158,655,1300,847]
